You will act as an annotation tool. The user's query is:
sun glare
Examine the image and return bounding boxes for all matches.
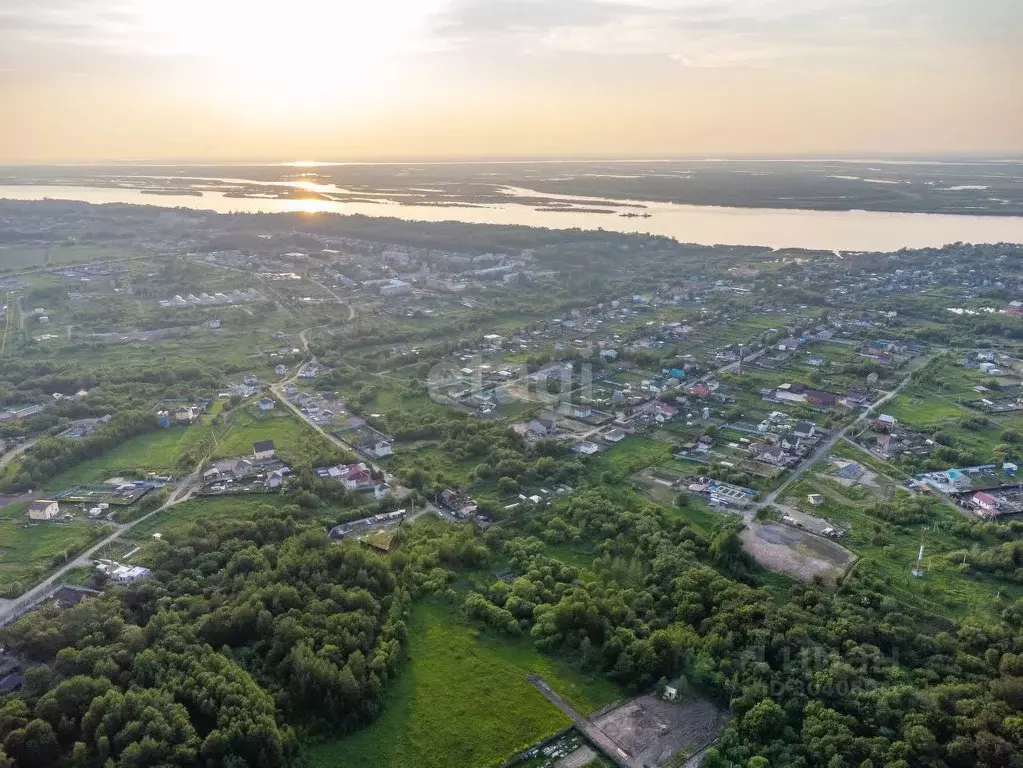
[135,0,446,116]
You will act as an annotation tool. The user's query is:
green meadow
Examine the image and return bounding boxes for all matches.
[307,601,618,768]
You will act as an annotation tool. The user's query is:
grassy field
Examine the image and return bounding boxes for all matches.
[782,478,1023,622]
[0,244,139,271]
[0,502,112,596]
[307,601,619,768]
[43,426,211,491]
[130,495,296,540]
[599,437,675,475]
[883,393,965,427]
[216,406,342,465]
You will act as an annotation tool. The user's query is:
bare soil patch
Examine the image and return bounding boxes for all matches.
[741,522,855,584]
[592,693,724,767]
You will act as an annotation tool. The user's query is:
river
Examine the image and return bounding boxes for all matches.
[2,183,1023,251]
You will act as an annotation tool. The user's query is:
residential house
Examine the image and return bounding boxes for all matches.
[174,406,203,424]
[96,562,151,584]
[689,383,712,399]
[972,491,1000,517]
[808,494,825,507]
[572,405,593,419]
[204,458,256,483]
[876,433,896,459]
[845,387,868,407]
[243,375,259,386]
[358,438,393,459]
[604,428,626,443]
[793,421,816,439]
[778,337,801,351]
[440,489,459,508]
[751,443,788,465]
[252,440,276,460]
[572,440,599,456]
[28,500,60,520]
[806,390,838,408]
[339,464,375,491]
[875,414,898,430]
[275,364,288,376]
[529,417,557,437]
[774,382,807,403]
[258,397,275,411]
[650,402,679,422]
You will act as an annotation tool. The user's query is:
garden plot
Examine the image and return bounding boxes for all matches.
[741,522,855,584]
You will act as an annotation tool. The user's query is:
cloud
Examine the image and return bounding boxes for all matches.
[430,0,1014,68]
[2,0,1019,75]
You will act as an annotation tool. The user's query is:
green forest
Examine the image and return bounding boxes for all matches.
[2,492,1023,767]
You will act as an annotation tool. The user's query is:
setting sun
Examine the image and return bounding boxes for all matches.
[132,0,445,116]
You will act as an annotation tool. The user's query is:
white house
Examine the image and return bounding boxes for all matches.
[604,428,626,443]
[572,440,599,455]
[362,440,393,459]
[28,500,60,520]
[95,561,151,584]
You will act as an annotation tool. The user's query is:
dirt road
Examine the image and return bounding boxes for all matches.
[528,675,635,768]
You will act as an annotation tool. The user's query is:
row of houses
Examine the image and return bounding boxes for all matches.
[439,488,479,518]
[316,462,392,498]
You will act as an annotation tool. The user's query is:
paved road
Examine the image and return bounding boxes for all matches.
[528,675,635,768]
[749,369,917,517]
[0,462,205,624]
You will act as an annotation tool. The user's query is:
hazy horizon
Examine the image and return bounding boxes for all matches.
[3,154,1023,169]
[2,0,1021,163]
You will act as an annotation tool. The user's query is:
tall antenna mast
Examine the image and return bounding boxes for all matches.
[912,527,927,577]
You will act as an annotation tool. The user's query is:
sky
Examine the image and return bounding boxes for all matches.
[0,0,1020,162]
